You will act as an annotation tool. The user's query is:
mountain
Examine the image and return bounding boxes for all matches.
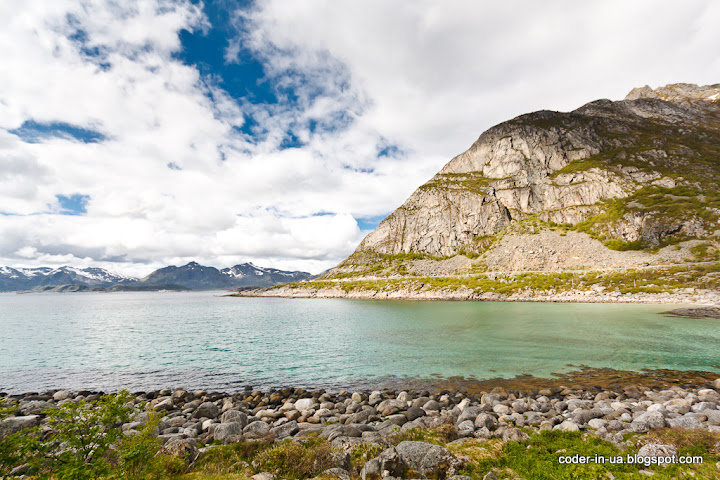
[1,262,314,292]
[221,263,315,287]
[141,262,234,290]
[242,83,720,301]
[141,262,314,289]
[0,266,137,292]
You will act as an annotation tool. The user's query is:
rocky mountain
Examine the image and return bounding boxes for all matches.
[220,263,315,286]
[0,266,137,292]
[140,262,314,289]
[241,83,720,301]
[1,262,314,292]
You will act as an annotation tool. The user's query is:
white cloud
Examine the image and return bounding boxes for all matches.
[1,0,719,276]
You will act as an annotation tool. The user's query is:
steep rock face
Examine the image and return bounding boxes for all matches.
[344,83,720,268]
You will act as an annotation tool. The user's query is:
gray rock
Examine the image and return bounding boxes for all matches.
[554,421,579,432]
[631,411,666,432]
[53,390,73,401]
[193,401,219,419]
[395,441,463,478]
[0,415,40,436]
[221,410,248,426]
[456,406,483,425]
[329,451,351,470]
[707,410,720,426]
[423,400,440,411]
[294,398,314,411]
[475,413,498,431]
[667,416,704,429]
[368,391,383,406]
[243,420,271,438]
[270,420,299,439]
[573,408,605,425]
[588,418,607,430]
[251,473,275,480]
[360,458,381,480]
[406,406,426,421]
[502,428,529,443]
[159,438,199,465]
[213,422,243,442]
[456,420,475,437]
[637,443,678,459]
[323,467,351,480]
[691,401,717,413]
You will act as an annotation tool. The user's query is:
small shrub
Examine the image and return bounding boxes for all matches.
[251,438,335,479]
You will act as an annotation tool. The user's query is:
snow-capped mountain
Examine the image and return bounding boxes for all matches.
[0,266,138,292]
[221,263,314,286]
[1,262,315,292]
[142,261,314,289]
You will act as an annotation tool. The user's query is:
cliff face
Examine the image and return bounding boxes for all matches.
[334,83,720,276]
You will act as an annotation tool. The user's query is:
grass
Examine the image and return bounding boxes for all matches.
[464,430,720,480]
[290,262,720,296]
[171,428,720,480]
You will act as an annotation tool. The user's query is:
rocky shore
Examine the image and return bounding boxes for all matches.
[232,284,720,305]
[3,378,720,479]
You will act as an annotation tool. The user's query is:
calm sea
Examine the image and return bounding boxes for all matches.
[1,291,718,393]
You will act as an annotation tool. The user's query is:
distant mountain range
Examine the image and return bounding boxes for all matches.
[140,262,314,289]
[0,262,314,292]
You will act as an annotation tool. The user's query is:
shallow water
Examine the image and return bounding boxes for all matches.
[0,291,718,393]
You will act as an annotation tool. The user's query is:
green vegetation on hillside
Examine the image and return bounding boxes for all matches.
[294,262,720,296]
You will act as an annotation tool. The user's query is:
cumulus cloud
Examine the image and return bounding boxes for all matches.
[1,0,719,275]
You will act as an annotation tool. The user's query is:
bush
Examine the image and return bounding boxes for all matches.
[251,438,335,479]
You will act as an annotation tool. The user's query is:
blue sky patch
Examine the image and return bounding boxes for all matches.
[10,120,106,144]
[57,194,90,215]
[356,214,387,230]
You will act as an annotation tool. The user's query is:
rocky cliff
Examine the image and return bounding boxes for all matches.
[238,83,720,302]
[329,83,720,277]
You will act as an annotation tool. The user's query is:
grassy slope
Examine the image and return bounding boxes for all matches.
[170,427,720,480]
[288,101,720,296]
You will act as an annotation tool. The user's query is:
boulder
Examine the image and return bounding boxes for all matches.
[502,428,529,443]
[406,406,426,421]
[554,421,579,432]
[667,416,704,429]
[159,438,199,465]
[361,446,404,480]
[193,401,219,419]
[395,441,463,478]
[474,413,498,431]
[243,420,271,438]
[294,398,315,411]
[221,410,248,426]
[631,411,666,432]
[53,390,73,401]
[0,415,40,436]
[324,467,352,480]
[706,410,720,426]
[456,406,483,425]
[213,422,243,442]
[270,420,299,439]
[638,443,678,459]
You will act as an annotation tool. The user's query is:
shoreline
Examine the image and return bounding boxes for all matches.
[4,367,720,398]
[230,285,720,305]
[4,368,720,478]
[4,372,719,449]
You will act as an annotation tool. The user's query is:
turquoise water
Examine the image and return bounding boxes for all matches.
[0,291,719,393]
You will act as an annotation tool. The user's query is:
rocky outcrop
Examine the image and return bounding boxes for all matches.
[346,83,720,266]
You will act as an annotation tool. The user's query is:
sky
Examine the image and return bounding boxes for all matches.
[1,0,719,277]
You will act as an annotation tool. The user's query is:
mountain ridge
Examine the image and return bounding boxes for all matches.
[0,262,314,292]
[236,82,720,302]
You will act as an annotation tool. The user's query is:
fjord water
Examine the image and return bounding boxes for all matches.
[1,292,719,393]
